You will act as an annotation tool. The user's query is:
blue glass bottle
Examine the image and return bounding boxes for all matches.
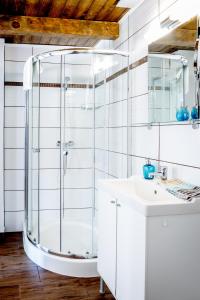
[191,106,198,120]
[182,106,190,121]
[143,159,155,180]
[176,106,190,121]
[176,108,183,121]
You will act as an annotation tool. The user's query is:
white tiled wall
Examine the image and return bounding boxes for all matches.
[110,0,200,184]
[4,46,31,232]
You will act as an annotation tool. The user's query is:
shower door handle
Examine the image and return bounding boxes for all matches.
[63,151,68,176]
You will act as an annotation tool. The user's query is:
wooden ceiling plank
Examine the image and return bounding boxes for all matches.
[72,0,93,19]
[84,0,107,20]
[105,7,129,22]
[0,15,119,40]
[12,0,26,15]
[0,0,9,14]
[95,0,119,21]
[0,0,25,15]
[25,0,40,16]
[61,0,80,18]
[48,0,67,17]
[38,0,53,17]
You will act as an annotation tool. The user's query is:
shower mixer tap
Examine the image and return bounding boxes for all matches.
[56,140,74,150]
[63,141,74,150]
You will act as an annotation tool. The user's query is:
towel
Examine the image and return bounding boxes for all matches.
[23,56,33,91]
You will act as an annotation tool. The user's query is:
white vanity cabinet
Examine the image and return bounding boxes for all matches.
[98,190,146,300]
[97,182,200,300]
[98,191,117,296]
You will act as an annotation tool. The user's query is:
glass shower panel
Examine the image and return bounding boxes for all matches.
[25,49,128,260]
[27,61,40,244]
[61,53,95,257]
[37,57,61,253]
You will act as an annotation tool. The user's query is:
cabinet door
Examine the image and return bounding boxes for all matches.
[116,201,146,300]
[97,190,117,296]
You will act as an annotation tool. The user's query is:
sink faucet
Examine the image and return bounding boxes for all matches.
[150,166,168,180]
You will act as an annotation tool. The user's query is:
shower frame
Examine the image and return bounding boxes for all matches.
[24,47,129,264]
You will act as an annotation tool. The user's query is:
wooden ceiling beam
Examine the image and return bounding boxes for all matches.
[0,15,119,40]
[149,28,197,53]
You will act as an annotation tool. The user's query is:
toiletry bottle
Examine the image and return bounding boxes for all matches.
[191,105,198,120]
[143,159,155,180]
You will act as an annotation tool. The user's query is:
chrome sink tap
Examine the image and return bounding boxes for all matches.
[150,166,168,181]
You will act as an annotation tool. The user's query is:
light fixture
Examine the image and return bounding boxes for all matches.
[145,0,200,45]
[160,17,181,30]
[144,18,172,45]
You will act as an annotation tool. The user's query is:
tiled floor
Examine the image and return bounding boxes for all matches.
[0,233,114,300]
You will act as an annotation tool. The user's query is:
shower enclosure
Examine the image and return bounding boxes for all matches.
[24,48,129,277]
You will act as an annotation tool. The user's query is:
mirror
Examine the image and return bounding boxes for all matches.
[148,16,200,123]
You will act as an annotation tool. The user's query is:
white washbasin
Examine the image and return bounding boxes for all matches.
[99,175,200,216]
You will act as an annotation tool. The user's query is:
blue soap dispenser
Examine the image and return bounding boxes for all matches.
[143,159,155,180]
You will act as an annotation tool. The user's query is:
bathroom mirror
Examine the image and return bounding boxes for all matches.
[148,16,200,123]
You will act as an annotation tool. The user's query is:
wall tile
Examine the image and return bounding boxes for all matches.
[109,127,123,153]
[5,211,24,232]
[5,107,25,127]
[109,152,127,178]
[132,94,149,124]
[65,128,93,149]
[5,191,24,211]
[5,61,25,82]
[5,45,32,62]
[5,149,25,170]
[4,170,24,191]
[160,124,200,168]
[64,189,93,209]
[129,0,158,37]
[4,128,25,148]
[130,63,148,97]
[160,161,200,186]
[64,169,93,189]
[5,86,25,107]
[131,125,159,159]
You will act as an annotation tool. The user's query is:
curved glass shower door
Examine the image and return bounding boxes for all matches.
[25,48,129,260]
[26,52,97,258]
[60,53,96,258]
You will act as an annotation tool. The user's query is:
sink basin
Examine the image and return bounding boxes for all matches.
[98,176,200,216]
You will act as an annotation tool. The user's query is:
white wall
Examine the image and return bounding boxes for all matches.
[0,39,4,232]
[109,0,200,185]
